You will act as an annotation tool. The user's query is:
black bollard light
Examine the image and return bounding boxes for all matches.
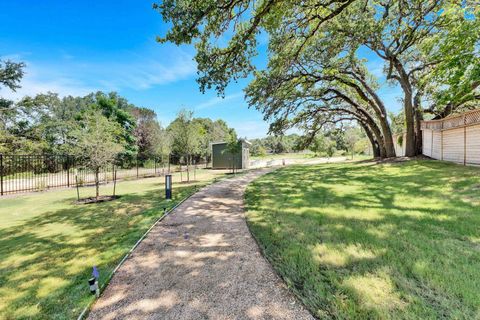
[89,266,100,297]
[88,277,99,297]
[165,174,172,200]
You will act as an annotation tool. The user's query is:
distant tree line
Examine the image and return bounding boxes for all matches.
[0,58,235,162]
[249,126,370,158]
[249,134,301,156]
[0,58,237,195]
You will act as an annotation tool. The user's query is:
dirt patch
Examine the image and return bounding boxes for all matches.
[176,180,200,184]
[356,155,431,165]
[75,195,120,205]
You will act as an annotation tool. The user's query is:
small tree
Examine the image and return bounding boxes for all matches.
[153,126,172,172]
[224,130,242,174]
[354,138,370,156]
[344,127,362,160]
[167,109,201,181]
[71,110,124,200]
[309,134,336,158]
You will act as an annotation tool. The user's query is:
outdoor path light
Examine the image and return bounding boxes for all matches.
[165,174,172,200]
[89,266,100,297]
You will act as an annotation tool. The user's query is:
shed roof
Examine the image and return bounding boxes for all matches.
[211,139,251,146]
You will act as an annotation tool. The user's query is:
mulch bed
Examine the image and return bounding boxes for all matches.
[75,195,121,205]
[357,155,431,165]
[177,180,200,184]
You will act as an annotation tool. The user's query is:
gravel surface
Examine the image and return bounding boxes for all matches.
[303,157,346,165]
[87,169,314,320]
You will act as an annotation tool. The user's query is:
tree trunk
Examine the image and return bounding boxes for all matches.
[414,95,424,155]
[343,76,395,157]
[357,116,386,158]
[404,96,416,157]
[393,57,416,157]
[363,94,395,157]
[360,122,381,158]
[364,120,387,158]
[95,168,100,200]
[373,141,380,158]
[378,116,396,157]
[330,89,390,158]
[186,155,190,182]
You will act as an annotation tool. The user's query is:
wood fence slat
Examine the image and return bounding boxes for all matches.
[422,110,480,165]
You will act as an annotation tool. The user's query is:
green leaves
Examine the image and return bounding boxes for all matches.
[69,108,125,174]
[167,109,207,163]
[419,4,480,113]
[156,0,355,95]
[158,0,479,157]
[0,59,25,92]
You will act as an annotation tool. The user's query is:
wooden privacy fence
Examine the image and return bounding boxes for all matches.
[421,109,480,165]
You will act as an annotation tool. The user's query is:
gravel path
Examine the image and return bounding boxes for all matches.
[88,169,314,320]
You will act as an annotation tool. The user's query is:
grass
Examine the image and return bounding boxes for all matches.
[250,152,315,160]
[0,168,227,319]
[245,160,480,319]
[250,152,371,162]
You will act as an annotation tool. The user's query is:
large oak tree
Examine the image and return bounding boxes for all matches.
[157,0,478,158]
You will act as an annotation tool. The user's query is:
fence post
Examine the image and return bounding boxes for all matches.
[441,119,444,161]
[136,156,139,179]
[441,130,444,161]
[67,156,70,188]
[430,130,433,158]
[464,114,467,166]
[0,154,3,196]
[168,154,171,174]
[154,157,157,176]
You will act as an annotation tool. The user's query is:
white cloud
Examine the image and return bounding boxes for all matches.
[1,66,95,100]
[1,48,197,100]
[366,60,385,79]
[98,51,196,90]
[231,120,269,139]
[195,92,244,110]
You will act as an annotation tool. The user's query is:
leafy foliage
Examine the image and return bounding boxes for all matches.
[167,111,235,164]
[0,59,25,92]
[249,134,301,156]
[158,0,479,158]
[193,117,232,158]
[308,134,336,157]
[155,0,354,95]
[70,109,125,198]
[223,129,242,173]
[420,5,480,116]
[167,109,201,160]
[131,107,164,160]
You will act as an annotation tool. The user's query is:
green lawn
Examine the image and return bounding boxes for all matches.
[250,152,315,160]
[0,169,226,319]
[245,160,480,319]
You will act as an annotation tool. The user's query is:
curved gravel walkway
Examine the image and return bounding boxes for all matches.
[88,169,314,320]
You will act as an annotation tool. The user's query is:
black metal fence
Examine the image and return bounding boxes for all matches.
[0,154,176,196]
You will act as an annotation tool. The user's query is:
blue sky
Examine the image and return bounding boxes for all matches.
[0,0,402,139]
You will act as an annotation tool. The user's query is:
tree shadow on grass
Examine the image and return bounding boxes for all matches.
[0,183,201,320]
[245,160,480,319]
[85,169,306,320]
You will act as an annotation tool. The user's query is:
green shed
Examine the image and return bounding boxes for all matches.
[211,140,251,169]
